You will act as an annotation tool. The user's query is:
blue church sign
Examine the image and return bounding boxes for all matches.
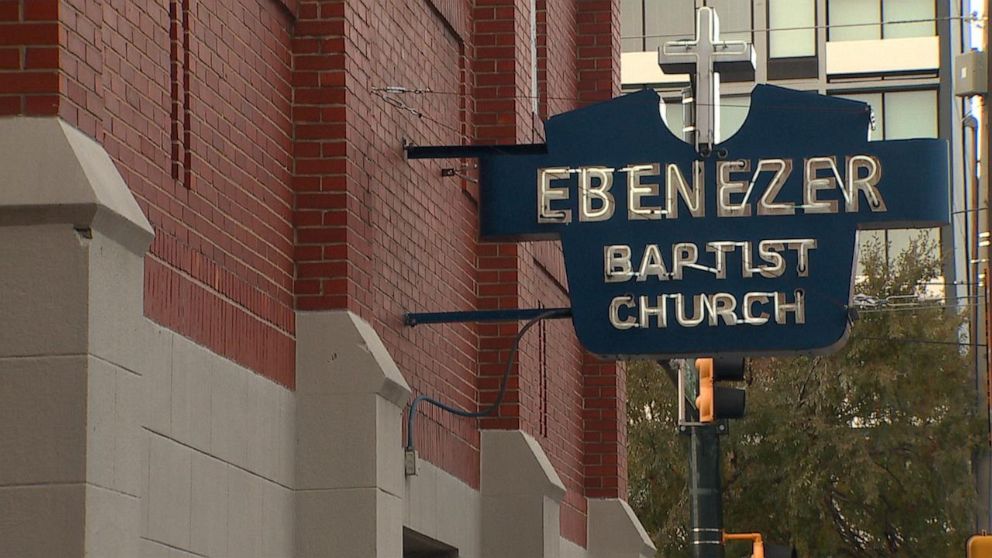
[478,84,949,358]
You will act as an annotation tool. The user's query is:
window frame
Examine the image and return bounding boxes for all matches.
[622,1,758,55]
[621,0,647,53]
[880,0,937,39]
[826,0,937,42]
[834,86,942,273]
[707,0,756,45]
[766,0,819,80]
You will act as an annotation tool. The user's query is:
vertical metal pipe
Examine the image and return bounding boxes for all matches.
[965,113,991,532]
[984,0,992,531]
[939,0,959,289]
[688,424,725,558]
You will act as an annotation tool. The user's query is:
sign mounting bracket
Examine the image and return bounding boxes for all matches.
[404,307,571,327]
[405,143,547,159]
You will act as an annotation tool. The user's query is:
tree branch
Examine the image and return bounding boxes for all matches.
[796,356,822,406]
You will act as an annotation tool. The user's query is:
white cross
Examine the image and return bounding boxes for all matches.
[659,7,755,149]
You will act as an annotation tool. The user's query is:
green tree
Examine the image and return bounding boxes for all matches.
[628,358,691,556]
[628,235,983,556]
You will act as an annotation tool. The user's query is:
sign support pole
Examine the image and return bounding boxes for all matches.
[661,7,754,555]
[982,0,992,533]
[688,423,725,557]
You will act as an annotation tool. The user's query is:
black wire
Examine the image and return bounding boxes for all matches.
[404,309,568,452]
[855,335,986,348]
[622,14,982,41]
[372,83,880,148]
[375,86,870,112]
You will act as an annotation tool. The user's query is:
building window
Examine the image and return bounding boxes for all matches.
[621,0,645,52]
[828,0,935,42]
[837,89,941,273]
[662,96,687,139]
[720,95,751,140]
[828,0,881,41]
[645,0,695,51]
[883,0,936,39]
[705,0,754,43]
[857,228,939,286]
[660,94,750,142]
[768,0,816,58]
[838,89,937,140]
[621,0,753,53]
[767,0,818,79]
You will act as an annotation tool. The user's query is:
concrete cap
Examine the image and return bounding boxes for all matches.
[0,117,154,253]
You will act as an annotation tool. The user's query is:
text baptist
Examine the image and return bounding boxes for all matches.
[603,239,814,330]
[536,156,886,222]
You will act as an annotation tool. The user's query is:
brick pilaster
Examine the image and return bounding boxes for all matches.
[473,0,536,431]
[576,0,620,104]
[473,0,533,143]
[583,355,628,499]
[477,242,523,430]
[292,1,352,313]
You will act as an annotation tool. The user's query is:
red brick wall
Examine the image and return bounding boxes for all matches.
[117,0,297,387]
[294,0,482,484]
[540,0,578,118]
[2,0,626,547]
[59,0,104,138]
[351,0,482,486]
[577,0,621,103]
[292,0,626,546]
[473,0,625,545]
[0,0,59,115]
[0,0,298,385]
[291,0,624,544]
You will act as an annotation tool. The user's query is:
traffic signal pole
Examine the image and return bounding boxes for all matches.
[683,358,745,556]
[688,423,725,558]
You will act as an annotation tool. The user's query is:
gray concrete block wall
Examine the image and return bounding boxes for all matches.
[0,116,658,558]
[137,327,297,558]
[27,230,298,558]
[0,117,296,558]
[404,458,483,557]
[294,311,412,558]
[0,223,93,558]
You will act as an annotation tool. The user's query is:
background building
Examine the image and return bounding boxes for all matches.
[622,0,967,276]
[620,0,990,530]
[0,1,654,557]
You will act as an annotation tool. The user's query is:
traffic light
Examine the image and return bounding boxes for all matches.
[723,533,796,558]
[969,535,992,557]
[723,532,765,558]
[695,356,746,422]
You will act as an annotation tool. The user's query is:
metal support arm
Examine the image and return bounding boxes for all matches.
[405,143,547,159]
[404,307,571,326]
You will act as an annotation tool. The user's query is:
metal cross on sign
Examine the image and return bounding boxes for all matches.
[660,7,756,148]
